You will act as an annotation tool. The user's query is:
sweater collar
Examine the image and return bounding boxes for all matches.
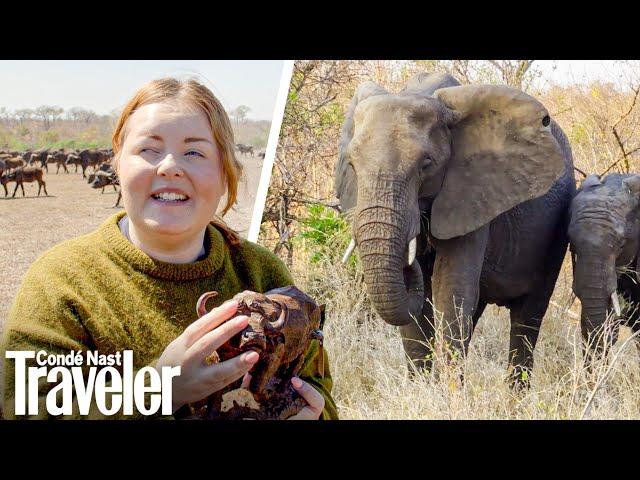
[99,211,226,280]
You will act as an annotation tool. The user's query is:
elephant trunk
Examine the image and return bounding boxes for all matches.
[573,255,618,344]
[354,178,423,326]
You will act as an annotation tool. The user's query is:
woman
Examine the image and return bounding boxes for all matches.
[2,78,337,420]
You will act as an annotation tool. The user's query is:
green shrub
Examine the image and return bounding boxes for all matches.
[295,204,354,266]
[8,138,28,151]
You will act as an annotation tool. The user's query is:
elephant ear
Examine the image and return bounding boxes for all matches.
[335,81,388,213]
[621,175,640,281]
[430,84,565,240]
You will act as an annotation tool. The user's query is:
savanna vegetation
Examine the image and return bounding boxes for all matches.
[0,105,270,152]
[260,60,640,419]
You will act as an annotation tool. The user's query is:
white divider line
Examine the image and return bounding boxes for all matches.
[247,60,294,243]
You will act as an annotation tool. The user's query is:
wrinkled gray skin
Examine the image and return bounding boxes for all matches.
[568,173,640,356]
[336,73,576,382]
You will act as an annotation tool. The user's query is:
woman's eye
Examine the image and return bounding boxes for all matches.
[185,150,205,158]
[140,148,158,154]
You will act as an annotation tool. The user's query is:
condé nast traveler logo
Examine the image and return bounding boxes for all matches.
[5,350,180,416]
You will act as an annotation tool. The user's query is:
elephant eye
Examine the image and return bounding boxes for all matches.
[421,155,433,170]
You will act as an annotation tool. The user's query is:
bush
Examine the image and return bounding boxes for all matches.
[295,204,354,266]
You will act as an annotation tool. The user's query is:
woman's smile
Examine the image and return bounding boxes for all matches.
[116,101,225,247]
[150,187,192,204]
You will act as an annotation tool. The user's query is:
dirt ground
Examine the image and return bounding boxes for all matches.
[0,152,263,330]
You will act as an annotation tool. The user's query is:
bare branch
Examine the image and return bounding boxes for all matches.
[292,197,342,212]
[574,166,588,178]
[599,146,640,177]
[612,85,640,130]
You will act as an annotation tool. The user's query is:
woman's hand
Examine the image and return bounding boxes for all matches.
[238,373,325,420]
[156,299,260,413]
[287,377,325,420]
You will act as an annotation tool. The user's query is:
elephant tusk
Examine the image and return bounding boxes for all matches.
[611,292,621,317]
[408,237,417,266]
[342,239,356,264]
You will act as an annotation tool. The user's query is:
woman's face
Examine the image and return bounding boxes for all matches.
[117,101,226,242]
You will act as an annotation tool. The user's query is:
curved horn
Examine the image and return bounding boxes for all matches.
[268,302,288,331]
[196,291,219,317]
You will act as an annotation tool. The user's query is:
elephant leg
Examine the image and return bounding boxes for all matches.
[509,235,567,387]
[400,252,435,373]
[508,296,545,387]
[432,225,489,360]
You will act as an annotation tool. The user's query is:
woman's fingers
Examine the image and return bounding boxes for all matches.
[182,299,239,348]
[188,314,250,363]
[201,351,260,391]
[240,373,252,389]
[287,377,325,420]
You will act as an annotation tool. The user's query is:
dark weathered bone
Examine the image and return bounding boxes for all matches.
[177,286,324,420]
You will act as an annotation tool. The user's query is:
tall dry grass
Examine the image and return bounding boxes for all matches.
[294,243,640,419]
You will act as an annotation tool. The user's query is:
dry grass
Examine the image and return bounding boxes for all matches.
[0,151,262,333]
[293,245,640,420]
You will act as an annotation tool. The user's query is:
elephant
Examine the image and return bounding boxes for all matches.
[568,173,640,358]
[335,72,576,383]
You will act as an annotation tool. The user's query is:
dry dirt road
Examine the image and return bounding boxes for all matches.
[0,152,264,330]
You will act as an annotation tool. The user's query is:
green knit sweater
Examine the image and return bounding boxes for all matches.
[1,212,337,420]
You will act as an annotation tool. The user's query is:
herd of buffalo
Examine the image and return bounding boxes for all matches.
[0,147,119,203]
[0,143,263,204]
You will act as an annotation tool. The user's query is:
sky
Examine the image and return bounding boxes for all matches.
[0,61,284,120]
[0,61,636,122]
[534,60,638,89]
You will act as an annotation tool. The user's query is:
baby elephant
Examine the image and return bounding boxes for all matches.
[568,173,640,357]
